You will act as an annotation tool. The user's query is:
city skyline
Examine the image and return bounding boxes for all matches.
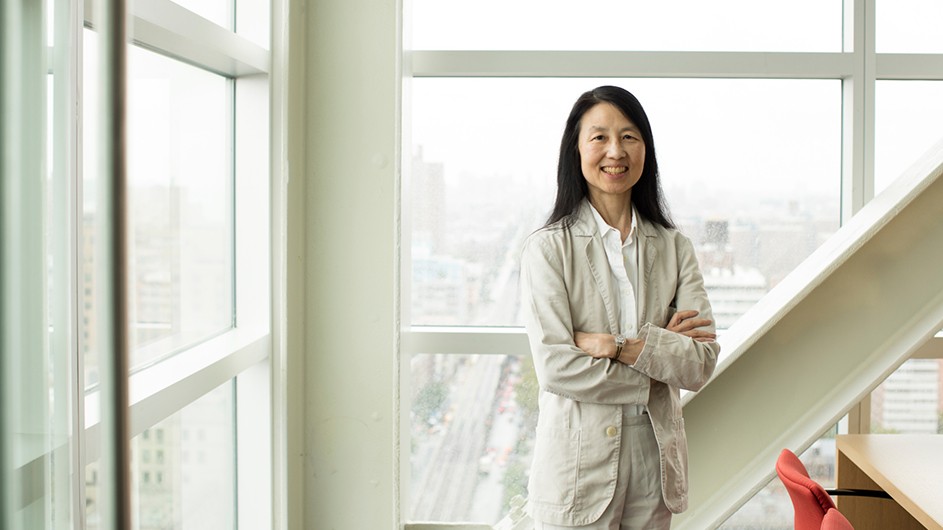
[405,143,942,527]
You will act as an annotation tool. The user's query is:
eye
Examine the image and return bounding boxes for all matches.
[592,134,605,141]
[623,133,637,141]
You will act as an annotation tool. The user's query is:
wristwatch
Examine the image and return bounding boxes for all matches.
[613,334,626,360]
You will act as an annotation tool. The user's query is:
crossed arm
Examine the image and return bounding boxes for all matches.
[574,309,717,365]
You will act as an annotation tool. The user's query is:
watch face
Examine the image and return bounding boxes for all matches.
[615,334,626,344]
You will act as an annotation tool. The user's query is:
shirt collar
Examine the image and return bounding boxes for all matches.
[588,202,638,244]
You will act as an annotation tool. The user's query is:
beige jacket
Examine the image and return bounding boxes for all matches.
[520,199,719,525]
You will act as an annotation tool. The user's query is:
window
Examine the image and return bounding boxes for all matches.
[401,0,943,527]
[876,0,943,53]
[872,359,942,434]
[410,0,841,52]
[129,382,235,530]
[83,34,236,381]
[875,81,943,194]
[1,0,271,527]
[409,77,841,330]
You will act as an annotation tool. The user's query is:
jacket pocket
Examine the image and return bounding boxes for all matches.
[528,426,580,506]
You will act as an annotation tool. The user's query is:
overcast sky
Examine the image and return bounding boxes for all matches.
[407,0,943,207]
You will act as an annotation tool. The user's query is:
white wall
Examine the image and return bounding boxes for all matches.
[292,0,401,527]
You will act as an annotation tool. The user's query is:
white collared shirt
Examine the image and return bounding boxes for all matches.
[589,203,640,338]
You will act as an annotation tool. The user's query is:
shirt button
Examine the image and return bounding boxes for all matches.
[606,426,618,437]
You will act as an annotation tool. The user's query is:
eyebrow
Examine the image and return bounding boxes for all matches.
[585,125,641,134]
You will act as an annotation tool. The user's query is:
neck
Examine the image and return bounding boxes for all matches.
[588,192,633,240]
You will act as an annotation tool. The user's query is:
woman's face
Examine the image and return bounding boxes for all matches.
[577,102,646,202]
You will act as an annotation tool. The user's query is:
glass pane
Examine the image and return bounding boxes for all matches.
[877,0,943,53]
[409,79,841,332]
[871,359,942,434]
[409,353,538,523]
[83,33,234,384]
[236,0,270,49]
[875,81,943,195]
[719,432,838,529]
[410,0,842,52]
[85,381,236,529]
[2,0,77,526]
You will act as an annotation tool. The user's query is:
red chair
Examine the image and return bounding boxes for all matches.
[821,508,854,530]
[775,448,890,530]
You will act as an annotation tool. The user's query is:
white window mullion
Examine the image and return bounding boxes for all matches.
[84,326,268,463]
[268,0,302,525]
[84,0,270,77]
[411,50,852,79]
[841,0,876,223]
[403,327,528,357]
[54,0,86,525]
[877,54,943,80]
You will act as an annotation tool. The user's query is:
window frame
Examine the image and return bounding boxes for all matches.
[4,0,273,525]
[78,0,272,526]
[398,0,943,525]
[400,0,943,379]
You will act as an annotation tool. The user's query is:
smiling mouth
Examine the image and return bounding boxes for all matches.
[602,166,628,175]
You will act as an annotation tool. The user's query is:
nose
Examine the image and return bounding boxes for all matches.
[606,137,625,158]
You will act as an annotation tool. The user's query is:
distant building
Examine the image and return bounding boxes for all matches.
[702,266,768,330]
[411,147,446,254]
[872,359,940,433]
[411,246,473,325]
[694,219,768,330]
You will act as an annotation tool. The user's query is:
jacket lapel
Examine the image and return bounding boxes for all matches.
[636,217,658,326]
[576,201,621,334]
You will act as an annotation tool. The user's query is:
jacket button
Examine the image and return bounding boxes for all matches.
[606,426,618,437]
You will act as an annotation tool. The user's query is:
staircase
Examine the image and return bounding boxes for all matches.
[675,139,943,528]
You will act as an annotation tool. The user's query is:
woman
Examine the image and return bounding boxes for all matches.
[520,85,720,530]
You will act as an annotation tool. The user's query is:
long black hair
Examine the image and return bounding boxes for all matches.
[545,85,675,230]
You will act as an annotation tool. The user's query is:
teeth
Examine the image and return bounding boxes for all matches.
[602,167,627,174]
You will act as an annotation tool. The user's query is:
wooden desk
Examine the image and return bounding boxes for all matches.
[836,434,943,530]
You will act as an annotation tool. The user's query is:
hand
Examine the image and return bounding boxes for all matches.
[667,310,716,343]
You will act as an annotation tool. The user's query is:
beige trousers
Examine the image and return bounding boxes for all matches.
[533,407,671,530]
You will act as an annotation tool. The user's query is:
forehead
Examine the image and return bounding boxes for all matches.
[580,102,638,132]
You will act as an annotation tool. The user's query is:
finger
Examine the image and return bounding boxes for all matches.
[689,328,716,336]
[669,311,704,330]
[674,310,699,322]
[683,318,713,330]
[667,312,682,328]
[668,311,695,331]
[672,319,712,334]
[682,329,716,339]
